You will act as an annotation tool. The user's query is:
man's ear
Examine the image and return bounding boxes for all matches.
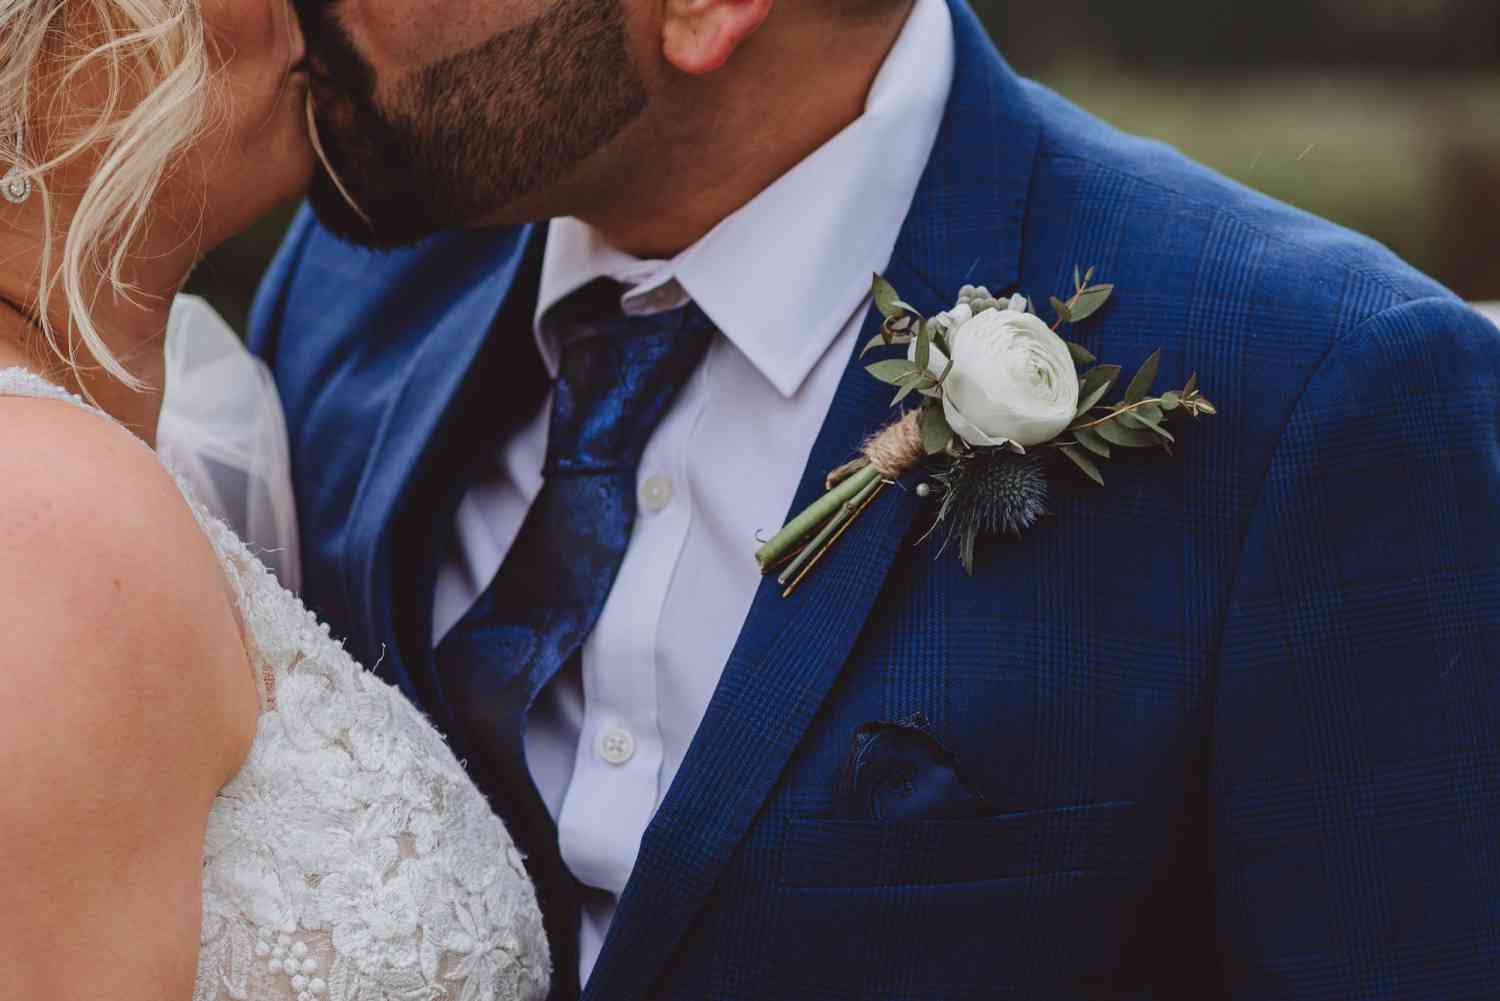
[661,0,774,75]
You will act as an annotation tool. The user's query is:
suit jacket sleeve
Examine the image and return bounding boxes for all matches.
[1213,296,1500,998]
[247,205,319,365]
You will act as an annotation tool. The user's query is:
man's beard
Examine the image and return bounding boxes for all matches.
[294,0,647,248]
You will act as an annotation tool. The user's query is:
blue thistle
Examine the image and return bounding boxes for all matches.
[932,450,1050,573]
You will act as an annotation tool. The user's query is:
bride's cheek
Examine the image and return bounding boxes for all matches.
[202,0,298,88]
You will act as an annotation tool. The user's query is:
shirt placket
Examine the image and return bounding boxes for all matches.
[553,338,707,899]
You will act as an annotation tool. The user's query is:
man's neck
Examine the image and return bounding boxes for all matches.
[568,2,916,260]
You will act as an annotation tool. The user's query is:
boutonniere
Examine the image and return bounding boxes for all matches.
[755,267,1216,594]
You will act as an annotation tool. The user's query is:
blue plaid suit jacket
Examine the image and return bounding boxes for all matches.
[250,2,1500,997]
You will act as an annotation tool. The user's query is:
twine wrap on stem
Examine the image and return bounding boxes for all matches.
[825,409,925,489]
[754,408,926,590]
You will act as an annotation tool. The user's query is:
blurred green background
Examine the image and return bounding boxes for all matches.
[186,0,1500,331]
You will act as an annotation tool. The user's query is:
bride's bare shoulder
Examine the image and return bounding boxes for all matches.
[0,393,260,995]
[0,391,258,816]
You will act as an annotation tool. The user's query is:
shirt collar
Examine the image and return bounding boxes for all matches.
[534,0,955,398]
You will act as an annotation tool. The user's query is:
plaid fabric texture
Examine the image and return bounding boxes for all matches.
[252,2,1500,997]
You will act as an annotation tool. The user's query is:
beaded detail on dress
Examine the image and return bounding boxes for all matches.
[0,368,550,1001]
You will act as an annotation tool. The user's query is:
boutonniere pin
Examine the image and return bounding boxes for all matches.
[755,268,1216,594]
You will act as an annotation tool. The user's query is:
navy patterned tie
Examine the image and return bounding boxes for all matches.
[433,278,713,998]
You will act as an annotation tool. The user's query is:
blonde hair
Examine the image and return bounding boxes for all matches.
[1,0,209,388]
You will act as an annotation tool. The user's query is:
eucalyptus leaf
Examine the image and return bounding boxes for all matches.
[1118,412,1175,441]
[1050,296,1072,324]
[892,373,935,407]
[1196,397,1217,415]
[1121,349,1162,405]
[1094,419,1159,449]
[1118,403,1172,436]
[872,274,901,319]
[861,332,908,358]
[1184,372,1198,395]
[866,359,918,386]
[921,403,954,455]
[1066,341,1096,366]
[1075,426,1112,458]
[1074,265,1083,291]
[1075,364,1121,414]
[1134,402,1164,424]
[915,320,933,372]
[1074,378,1114,418]
[1068,284,1115,323]
[1085,266,1096,284]
[1160,390,1181,411]
[1061,445,1105,486]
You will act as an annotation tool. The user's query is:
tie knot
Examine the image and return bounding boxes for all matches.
[543,279,714,475]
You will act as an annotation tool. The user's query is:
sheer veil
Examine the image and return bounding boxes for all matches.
[156,295,302,591]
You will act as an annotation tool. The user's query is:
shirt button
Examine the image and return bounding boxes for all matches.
[596,727,637,766]
[640,474,673,514]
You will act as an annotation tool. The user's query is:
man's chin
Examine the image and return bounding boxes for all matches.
[305,173,445,250]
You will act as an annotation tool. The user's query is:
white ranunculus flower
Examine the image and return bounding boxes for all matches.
[911,299,1079,451]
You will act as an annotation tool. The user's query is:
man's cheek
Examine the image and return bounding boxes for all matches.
[343,0,538,78]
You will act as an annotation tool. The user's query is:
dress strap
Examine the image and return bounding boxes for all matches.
[0,366,103,411]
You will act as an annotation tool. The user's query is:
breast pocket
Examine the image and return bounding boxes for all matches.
[769,802,1141,999]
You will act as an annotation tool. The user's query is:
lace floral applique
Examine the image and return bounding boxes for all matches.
[191,535,550,1001]
[191,534,550,1001]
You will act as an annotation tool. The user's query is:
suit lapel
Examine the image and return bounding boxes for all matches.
[344,225,548,705]
[582,5,1041,997]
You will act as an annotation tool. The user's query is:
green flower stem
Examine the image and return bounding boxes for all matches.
[825,455,872,490]
[1070,396,1167,431]
[755,464,880,571]
[776,473,885,590]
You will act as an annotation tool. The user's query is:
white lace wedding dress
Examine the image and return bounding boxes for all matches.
[0,368,550,1001]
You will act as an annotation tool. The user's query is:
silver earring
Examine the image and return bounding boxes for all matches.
[3,115,33,206]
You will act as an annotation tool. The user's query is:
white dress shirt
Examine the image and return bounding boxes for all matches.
[432,0,955,983]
